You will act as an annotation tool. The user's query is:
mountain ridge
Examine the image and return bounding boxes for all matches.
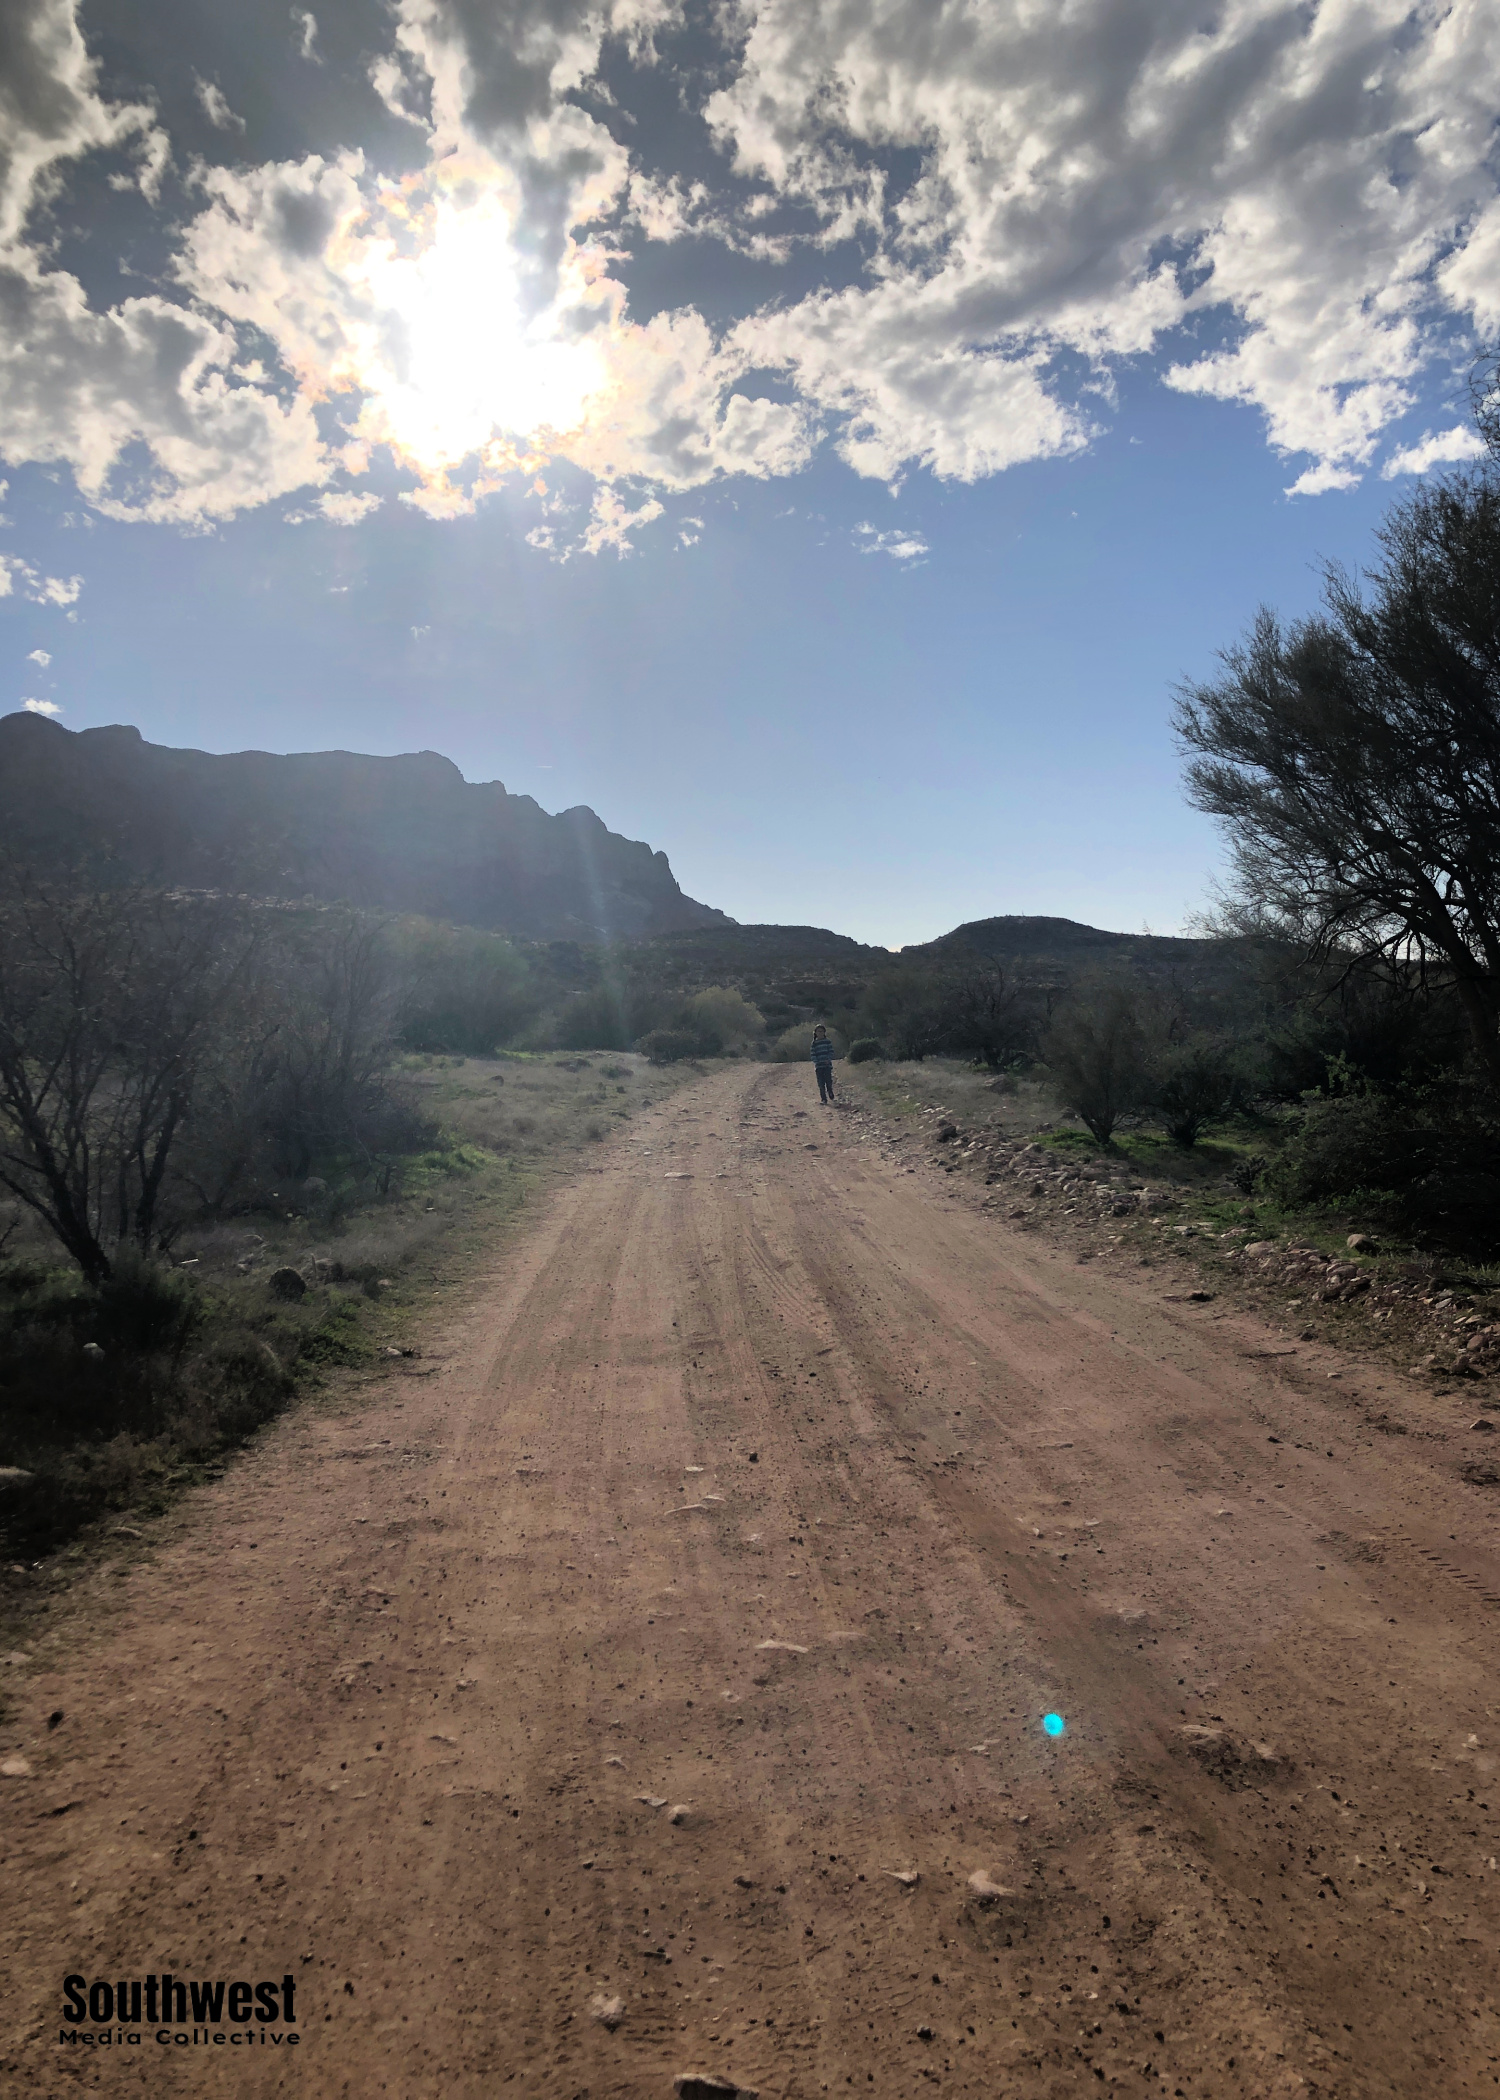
[0,712,730,943]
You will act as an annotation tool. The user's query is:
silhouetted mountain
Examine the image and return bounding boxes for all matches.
[0,713,730,942]
[902,914,1211,966]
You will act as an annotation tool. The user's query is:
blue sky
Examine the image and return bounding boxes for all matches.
[3,0,1496,946]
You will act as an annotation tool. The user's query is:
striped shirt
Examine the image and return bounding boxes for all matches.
[811,1034,834,1067]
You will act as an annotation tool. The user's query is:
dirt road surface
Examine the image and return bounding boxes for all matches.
[5,1064,1500,2099]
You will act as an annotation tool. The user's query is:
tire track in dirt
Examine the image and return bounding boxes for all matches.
[2,1063,1499,2098]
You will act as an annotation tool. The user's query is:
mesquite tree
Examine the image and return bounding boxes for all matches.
[0,874,259,1281]
[1174,472,1500,1090]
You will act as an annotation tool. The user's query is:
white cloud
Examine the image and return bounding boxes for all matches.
[579,487,662,556]
[1283,461,1364,499]
[0,0,1498,531]
[0,2,321,524]
[292,9,321,64]
[855,522,928,561]
[0,0,163,245]
[284,489,383,524]
[0,257,327,524]
[26,647,51,665]
[706,0,1500,492]
[1380,426,1486,480]
[22,696,61,714]
[0,553,81,604]
[194,76,245,134]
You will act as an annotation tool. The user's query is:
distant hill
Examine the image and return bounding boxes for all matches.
[0,713,729,943]
[902,914,1212,966]
[626,922,885,1026]
[624,913,1243,1031]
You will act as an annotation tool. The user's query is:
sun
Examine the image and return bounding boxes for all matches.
[341,172,609,485]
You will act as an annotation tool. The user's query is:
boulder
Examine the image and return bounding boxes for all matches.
[268,1267,307,1301]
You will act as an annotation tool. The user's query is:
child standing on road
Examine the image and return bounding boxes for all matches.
[811,1023,836,1104]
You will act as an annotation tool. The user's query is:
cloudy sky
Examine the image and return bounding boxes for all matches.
[2,0,1496,942]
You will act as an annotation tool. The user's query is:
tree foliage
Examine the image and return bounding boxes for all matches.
[1175,472,1500,1087]
[1043,984,1149,1145]
[1148,1035,1245,1147]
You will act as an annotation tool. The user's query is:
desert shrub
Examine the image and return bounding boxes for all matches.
[552,985,642,1051]
[858,967,949,1060]
[1043,986,1149,1144]
[637,1028,701,1064]
[1263,971,1459,1100]
[1259,1085,1500,1247]
[677,985,765,1053]
[1149,1036,1248,1147]
[391,919,537,1053]
[848,1038,885,1063]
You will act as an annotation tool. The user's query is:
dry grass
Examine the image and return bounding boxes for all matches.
[0,1048,701,1592]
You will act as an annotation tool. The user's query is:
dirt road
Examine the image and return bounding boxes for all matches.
[5,1063,1500,2099]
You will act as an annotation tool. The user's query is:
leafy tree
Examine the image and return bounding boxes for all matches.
[391,919,536,1053]
[677,985,765,1052]
[858,964,950,1060]
[1044,984,1149,1144]
[1174,472,1500,1088]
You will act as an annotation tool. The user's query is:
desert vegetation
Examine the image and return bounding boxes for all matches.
[0,869,690,1560]
[4,439,1498,1567]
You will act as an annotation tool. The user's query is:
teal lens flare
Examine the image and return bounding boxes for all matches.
[1042,1712,1066,1738]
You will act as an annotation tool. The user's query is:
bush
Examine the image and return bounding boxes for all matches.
[637,1028,701,1064]
[677,986,765,1053]
[0,1256,304,1558]
[1149,1036,1247,1147]
[391,919,537,1053]
[848,1038,885,1063]
[1259,1085,1500,1248]
[553,984,649,1051]
[1043,986,1149,1145]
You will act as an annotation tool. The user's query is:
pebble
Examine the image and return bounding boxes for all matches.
[1,1755,33,1778]
[589,1993,625,2030]
[637,1794,668,1809]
